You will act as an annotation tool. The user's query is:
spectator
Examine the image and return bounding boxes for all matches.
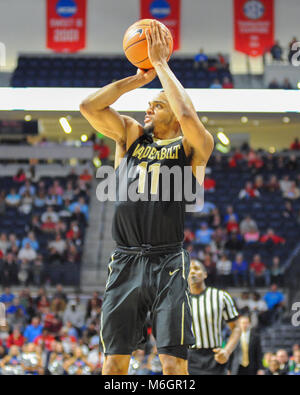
[79,169,92,184]
[5,188,21,208]
[184,228,195,245]
[264,284,284,310]
[222,77,233,89]
[17,242,37,262]
[210,208,222,229]
[253,175,264,192]
[1,253,19,286]
[18,191,33,215]
[22,231,39,251]
[249,293,268,328]
[290,138,300,151]
[226,215,239,234]
[283,181,300,200]
[232,253,248,287]
[289,349,300,374]
[279,175,292,195]
[53,284,68,304]
[32,255,44,286]
[210,78,222,89]
[266,175,280,193]
[276,349,289,375]
[52,180,64,196]
[34,190,47,208]
[270,256,284,286]
[193,199,216,219]
[194,48,208,69]
[270,40,283,60]
[0,287,15,305]
[0,233,10,254]
[268,78,280,89]
[50,297,67,318]
[34,328,55,352]
[8,233,20,250]
[224,205,239,224]
[238,182,260,199]
[203,176,216,192]
[24,317,43,343]
[250,254,270,287]
[19,180,36,197]
[41,206,59,223]
[236,292,252,315]
[282,78,293,90]
[37,295,50,315]
[49,234,67,255]
[244,228,260,244]
[62,181,75,201]
[6,327,26,348]
[13,168,26,183]
[41,216,57,233]
[240,215,258,235]
[265,355,282,375]
[69,197,89,220]
[286,154,298,172]
[194,222,214,245]
[0,190,6,216]
[282,200,294,218]
[94,139,111,165]
[260,228,285,245]
[216,254,232,286]
[45,187,63,206]
[224,229,244,252]
[70,205,87,226]
[63,301,85,336]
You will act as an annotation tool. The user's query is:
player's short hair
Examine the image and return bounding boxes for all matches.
[191,259,207,273]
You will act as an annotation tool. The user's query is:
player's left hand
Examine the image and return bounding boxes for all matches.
[213,348,230,364]
[145,20,170,66]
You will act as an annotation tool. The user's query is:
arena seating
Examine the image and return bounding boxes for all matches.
[10,55,233,88]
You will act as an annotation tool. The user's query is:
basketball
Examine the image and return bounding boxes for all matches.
[123,19,174,70]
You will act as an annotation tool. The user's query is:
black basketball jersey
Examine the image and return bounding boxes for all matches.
[112,133,193,247]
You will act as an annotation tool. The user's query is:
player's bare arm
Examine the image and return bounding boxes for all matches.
[79,69,157,164]
[213,318,242,364]
[146,21,214,172]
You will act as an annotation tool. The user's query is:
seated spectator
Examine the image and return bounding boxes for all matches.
[268,78,280,89]
[62,181,75,201]
[37,295,50,315]
[194,222,214,245]
[32,255,44,286]
[249,292,268,328]
[93,139,111,165]
[19,180,36,197]
[6,327,26,348]
[34,190,47,208]
[0,190,6,216]
[41,206,59,223]
[279,175,292,194]
[5,188,21,208]
[210,78,222,89]
[184,228,195,245]
[194,48,208,69]
[270,256,284,286]
[13,168,26,183]
[289,349,300,374]
[210,208,222,229]
[22,231,39,251]
[282,78,293,90]
[0,233,10,254]
[0,287,15,305]
[238,181,260,199]
[8,233,20,250]
[276,349,290,375]
[34,328,55,352]
[79,169,92,184]
[226,215,239,233]
[70,205,87,226]
[270,40,283,60]
[52,180,64,196]
[224,205,239,224]
[1,253,19,286]
[232,253,248,286]
[244,228,260,244]
[66,223,81,245]
[50,297,67,318]
[285,154,298,172]
[236,292,251,315]
[283,181,300,200]
[28,214,42,235]
[222,76,234,89]
[49,233,67,256]
[193,199,216,218]
[203,176,216,192]
[240,215,258,235]
[202,254,216,286]
[69,197,89,220]
[53,284,68,304]
[290,138,300,151]
[18,191,34,215]
[48,342,68,375]
[63,346,94,375]
[24,317,43,343]
[224,229,244,251]
[260,228,285,245]
[45,187,63,206]
[265,175,280,193]
[254,175,264,191]
[17,242,37,262]
[263,284,285,325]
[250,254,270,287]
[6,297,26,318]
[216,254,232,286]
[265,355,283,375]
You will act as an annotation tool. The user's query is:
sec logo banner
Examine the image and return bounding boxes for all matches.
[243,0,265,20]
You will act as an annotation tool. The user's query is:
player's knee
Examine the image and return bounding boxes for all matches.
[102,356,129,375]
[160,355,183,375]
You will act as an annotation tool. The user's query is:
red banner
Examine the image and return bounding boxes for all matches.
[234,0,274,57]
[140,0,181,51]
[47,0,86,52]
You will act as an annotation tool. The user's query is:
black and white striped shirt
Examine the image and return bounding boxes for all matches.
[189,287,239,349]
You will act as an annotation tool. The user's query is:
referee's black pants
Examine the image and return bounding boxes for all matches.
[188,349,228,375]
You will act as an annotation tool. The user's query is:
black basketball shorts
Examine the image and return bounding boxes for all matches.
[100,243,195,358]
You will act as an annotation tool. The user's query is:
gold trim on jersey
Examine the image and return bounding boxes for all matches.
[153,135,183,146]
[181,251,186,279]
[100,312,106,353]
[181,302,185,345]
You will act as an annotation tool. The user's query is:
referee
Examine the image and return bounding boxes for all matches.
[188,259,241,375]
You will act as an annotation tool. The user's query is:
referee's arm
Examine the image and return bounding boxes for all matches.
[213,319,241,364]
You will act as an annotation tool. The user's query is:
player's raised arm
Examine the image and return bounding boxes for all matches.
[146,21,214,164]
[79,69,156,145]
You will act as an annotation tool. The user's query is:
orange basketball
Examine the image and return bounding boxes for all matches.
[123,19,173,70]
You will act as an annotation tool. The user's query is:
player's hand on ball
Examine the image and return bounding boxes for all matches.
[213,348,230,364]
[145,20,170,66]
[136,68,157,85]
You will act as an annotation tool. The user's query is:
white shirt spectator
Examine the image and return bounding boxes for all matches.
[18,245,37,261]
[49,239,67,255]
[41,210,59,223]
[216,258,232,275]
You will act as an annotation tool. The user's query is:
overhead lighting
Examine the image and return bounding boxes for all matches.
[241,116,248,123]
[253,120,260,126]
[208,120,215,125]
[93,157,102,168]
[217,131,230,146]
[59,117,72,134]
[269,146,276,153]
[297,82,300,89]
[24,114,32,121]
[282,117,290,123]
[201,116,208,123]
[81,134,88,142]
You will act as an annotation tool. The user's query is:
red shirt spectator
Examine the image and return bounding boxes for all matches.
[34,331,55,351]
[250,259,266,275]
[204,177,216,191]
[41,219,56,232]
[260,229,285,244]
[13,169,26,183]
[94,140,110,160]
[79,169,92,183]
[222,77,234,89]
[6,329,26,348]
[226,216,239,233]
[184,229,195,244]
[290,138,300,150]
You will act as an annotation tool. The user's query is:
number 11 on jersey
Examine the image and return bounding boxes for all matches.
[137,162,160,195]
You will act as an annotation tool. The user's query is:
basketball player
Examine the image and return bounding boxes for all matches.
[80,20,214,375]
